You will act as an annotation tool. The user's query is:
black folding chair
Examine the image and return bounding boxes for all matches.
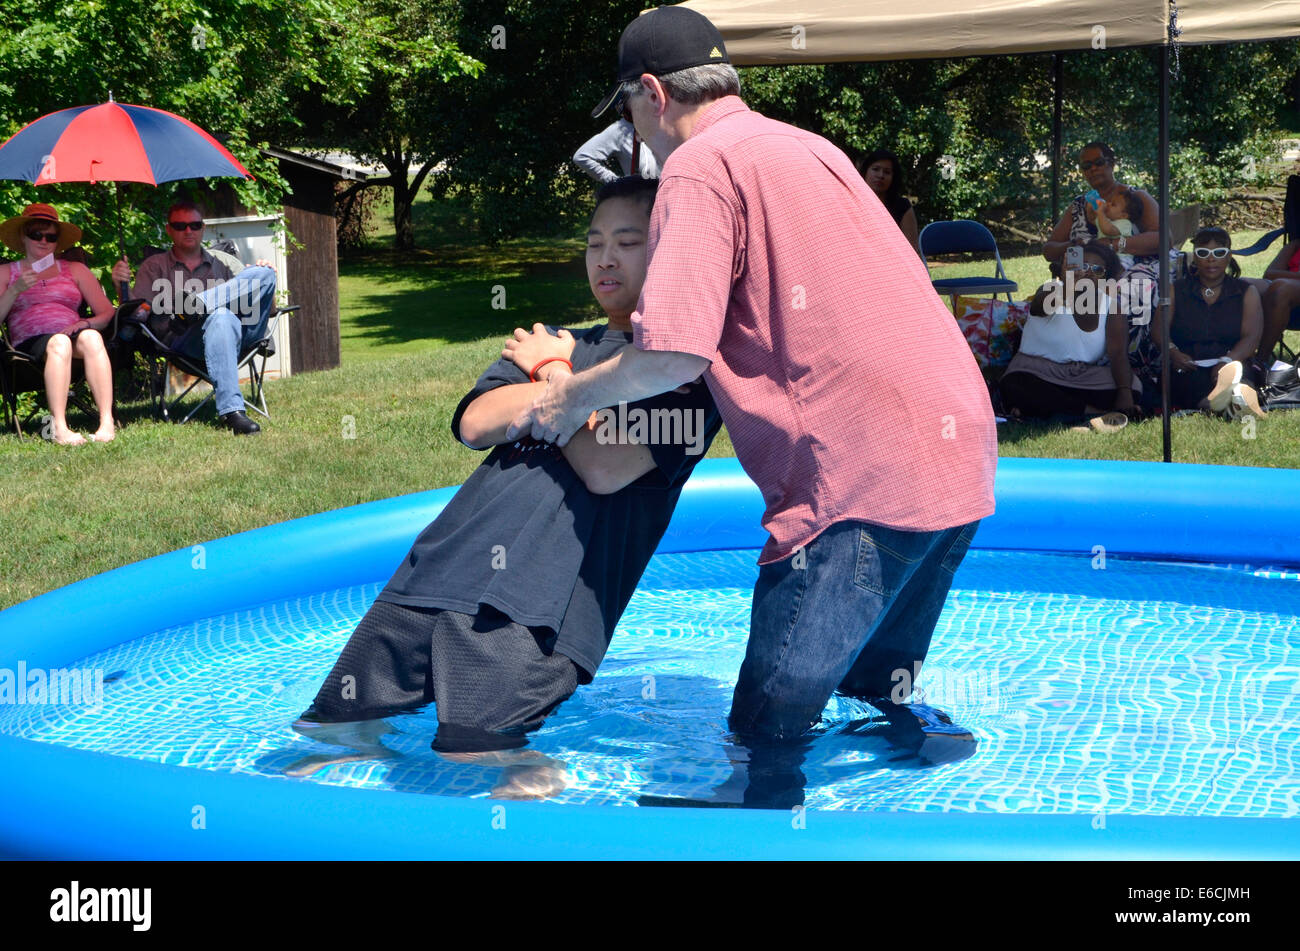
[116,249,297,423]
[2,299,137,437]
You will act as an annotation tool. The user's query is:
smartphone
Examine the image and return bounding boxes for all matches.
[1065,245,1084,269]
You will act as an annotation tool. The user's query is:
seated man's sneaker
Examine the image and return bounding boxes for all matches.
[219,410,261,435]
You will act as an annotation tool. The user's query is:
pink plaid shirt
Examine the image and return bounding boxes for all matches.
[632,97,997,563]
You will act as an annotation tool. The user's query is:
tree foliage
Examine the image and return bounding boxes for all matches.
[742,42,1300,229]
[422,0,649,243]
[288,0,483,251]
[421,7,1300,239]
[0,0,478,263]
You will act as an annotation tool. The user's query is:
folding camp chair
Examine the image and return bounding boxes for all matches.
[920,220,1019,312]
[0,248,134,437]
[118,254,297,423]
[1232,174,1299,262]
[1229,175,1300,363]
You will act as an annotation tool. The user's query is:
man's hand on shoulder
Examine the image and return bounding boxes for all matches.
[507,370,591,447]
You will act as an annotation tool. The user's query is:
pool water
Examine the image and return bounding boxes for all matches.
[1,548,1297,815]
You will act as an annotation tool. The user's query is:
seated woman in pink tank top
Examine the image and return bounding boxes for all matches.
[0,204,116,444]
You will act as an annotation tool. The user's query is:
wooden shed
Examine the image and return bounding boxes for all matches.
[262,147,368,374]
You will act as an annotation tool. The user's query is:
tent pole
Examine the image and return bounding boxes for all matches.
[1051,52,1063,222]
[1158,44,1172,463]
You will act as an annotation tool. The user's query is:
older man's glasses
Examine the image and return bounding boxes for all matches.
[25,230,58,243]
[169,220,204,231]
[1078,158,1110,171]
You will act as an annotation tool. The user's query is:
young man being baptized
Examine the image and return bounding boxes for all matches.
[289,177,720,797]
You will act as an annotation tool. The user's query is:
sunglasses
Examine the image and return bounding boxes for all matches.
[1078,158,1110,171]
[1193,246,1230,259]
[1074,263,1107,275]
[169,220,204,231]
[25,230,59,243]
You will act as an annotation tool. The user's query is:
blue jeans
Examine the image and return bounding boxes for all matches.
[178,266,277,416]
[728,518,980,739]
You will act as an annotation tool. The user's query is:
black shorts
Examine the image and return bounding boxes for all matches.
[301,600,579,753]
[13,329,86,363]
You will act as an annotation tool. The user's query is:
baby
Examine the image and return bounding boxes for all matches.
[1090,186,1142,267]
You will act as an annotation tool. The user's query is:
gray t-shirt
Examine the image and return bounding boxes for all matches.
[377,323,720,677]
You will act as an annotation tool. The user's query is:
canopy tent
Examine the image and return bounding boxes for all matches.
[679,0,1300,461]
[678,0,1300,63]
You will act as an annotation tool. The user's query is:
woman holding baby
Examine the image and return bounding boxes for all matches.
[1043,142,1163,366]
[0,203,116,444]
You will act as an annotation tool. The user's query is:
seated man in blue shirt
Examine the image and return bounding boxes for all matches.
[112,201,277,435]
[290,177,720,794]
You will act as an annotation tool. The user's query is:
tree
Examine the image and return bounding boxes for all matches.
[289,0,483,251]
[423,0,648,243]
[0,0,366,265]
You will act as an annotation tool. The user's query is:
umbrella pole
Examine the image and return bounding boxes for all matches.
[114,182,128,302]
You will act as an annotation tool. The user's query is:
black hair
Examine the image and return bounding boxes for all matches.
[858,149,904,204]
[1080,141,1116,164]
[1081,238,1125,280]
[594,175,658,215]
[1189,226,1241,279]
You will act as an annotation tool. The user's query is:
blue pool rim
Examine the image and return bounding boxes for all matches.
[1,456,1298,860]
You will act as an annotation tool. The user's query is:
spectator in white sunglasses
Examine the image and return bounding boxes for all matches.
[1151,227,1265,419]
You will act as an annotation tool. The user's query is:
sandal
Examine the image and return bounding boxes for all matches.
[1207,361,1243,414]
[1088,411,1128,433]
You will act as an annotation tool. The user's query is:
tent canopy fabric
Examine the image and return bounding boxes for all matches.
[677,0,1300,65]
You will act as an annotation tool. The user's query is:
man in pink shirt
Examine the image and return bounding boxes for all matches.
[511,7,997,747]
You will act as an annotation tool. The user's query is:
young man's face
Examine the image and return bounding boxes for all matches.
[586,196,650,322]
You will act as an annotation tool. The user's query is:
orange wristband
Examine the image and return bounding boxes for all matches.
[529,357,573,382]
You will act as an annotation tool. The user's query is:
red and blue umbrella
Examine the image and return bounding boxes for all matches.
[0,97,250,185]
[0,97,252,296]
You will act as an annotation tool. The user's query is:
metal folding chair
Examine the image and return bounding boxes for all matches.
[920,220,1019,312]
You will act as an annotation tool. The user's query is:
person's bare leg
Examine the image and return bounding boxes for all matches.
[1259,281,1300,365]
[74,331,116,442]
[42,334,84,445]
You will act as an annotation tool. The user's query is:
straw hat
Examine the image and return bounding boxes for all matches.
[0,203,83,255]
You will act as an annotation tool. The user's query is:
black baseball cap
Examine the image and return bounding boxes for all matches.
[591,6,730,119]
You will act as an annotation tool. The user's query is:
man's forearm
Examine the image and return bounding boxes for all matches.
[566,346,711,418]
[459,379,554,448]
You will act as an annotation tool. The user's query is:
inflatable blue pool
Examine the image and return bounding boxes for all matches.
[1,457,1297,859]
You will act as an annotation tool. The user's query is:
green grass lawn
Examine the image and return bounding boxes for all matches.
[0,195,1295,609]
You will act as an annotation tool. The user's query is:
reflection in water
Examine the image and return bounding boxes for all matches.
[639,702,979,809]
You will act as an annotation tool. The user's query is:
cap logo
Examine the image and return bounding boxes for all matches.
[709,47,723,58]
